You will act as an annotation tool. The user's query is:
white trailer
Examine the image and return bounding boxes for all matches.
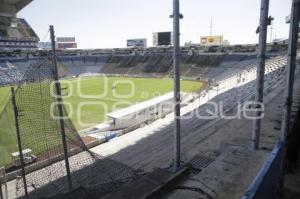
[106,92,183,130]
[11,149,37,167]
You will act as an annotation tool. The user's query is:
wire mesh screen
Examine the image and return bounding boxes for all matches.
[0,57,140,199]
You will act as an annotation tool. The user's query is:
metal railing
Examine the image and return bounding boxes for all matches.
[242,141,284,199]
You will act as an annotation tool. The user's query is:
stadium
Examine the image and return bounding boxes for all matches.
[0,0,300,199]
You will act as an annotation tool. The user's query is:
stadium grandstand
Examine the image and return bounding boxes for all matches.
[0,53,281,85]
[0,0,300,199]
[0,0,39,53]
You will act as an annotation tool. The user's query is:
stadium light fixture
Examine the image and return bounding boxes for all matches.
[169,14,184,19]
[255,16,274,34]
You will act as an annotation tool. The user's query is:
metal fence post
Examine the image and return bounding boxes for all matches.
[252,0,270,150]
[3,168,7,199]
[11,87,28,199]
[279,0,300,191]
[281,0,300,149]
[0,167,8,199]
[49,25,73,191]
[172,0,182,171]
[0,173,3,199]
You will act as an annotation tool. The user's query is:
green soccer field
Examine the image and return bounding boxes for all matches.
[62,77,203,130]
[0,87,10,112]
[0,87,16,168]
[0,77,203,167]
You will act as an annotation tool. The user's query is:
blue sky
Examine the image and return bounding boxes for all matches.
[19,0,292,49]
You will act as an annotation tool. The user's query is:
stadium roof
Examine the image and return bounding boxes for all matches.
[0,0,32,20]
[106,92,176,119]
[2,0,33,13]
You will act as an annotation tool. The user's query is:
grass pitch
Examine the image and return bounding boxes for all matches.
[0,87,10,112]
[0,77,203,167]
[0,87,17,168]
[63,77,202,130]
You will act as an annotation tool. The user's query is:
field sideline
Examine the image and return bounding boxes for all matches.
[0,76,203,167]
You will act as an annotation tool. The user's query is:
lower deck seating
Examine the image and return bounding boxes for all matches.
[0,54,286,87]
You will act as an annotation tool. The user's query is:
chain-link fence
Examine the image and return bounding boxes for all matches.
[0,57,139,199]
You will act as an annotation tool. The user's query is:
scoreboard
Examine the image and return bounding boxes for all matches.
[200,35,224,46]
[57,37,76,43]
[153,32,173,47]
[56,37,77,49]
[127,39,147,48]
[57,43,77,49]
